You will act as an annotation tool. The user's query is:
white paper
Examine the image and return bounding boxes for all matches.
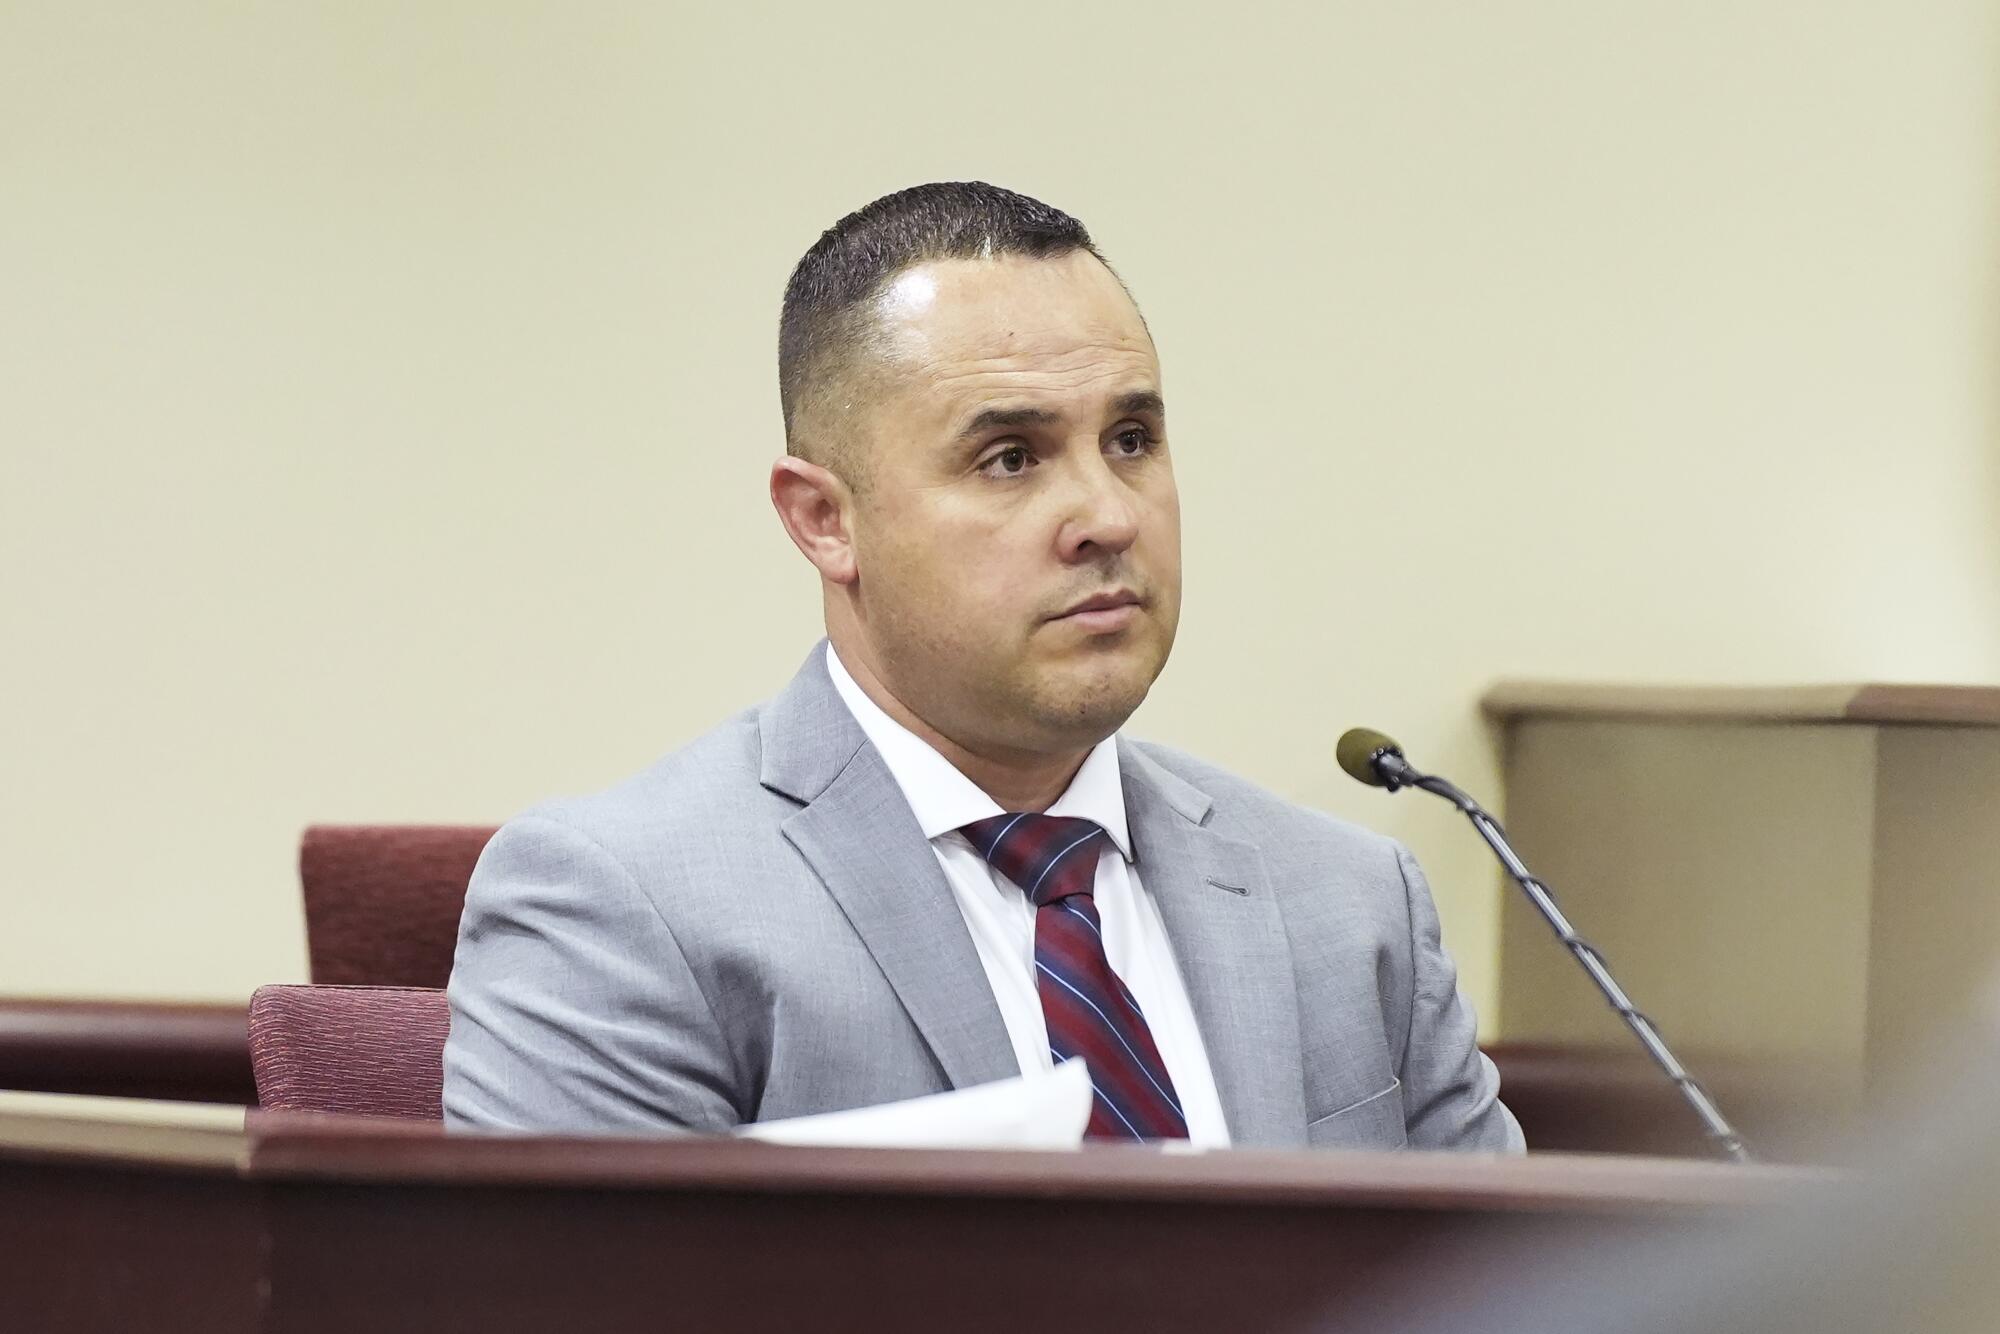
[736,1057,1094,1150]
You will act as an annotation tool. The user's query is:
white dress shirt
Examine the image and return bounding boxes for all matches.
[825,645,1232,1147]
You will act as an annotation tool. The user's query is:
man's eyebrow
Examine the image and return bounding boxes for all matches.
[953,404,1064,441]
[950,392,1165,444]
[1111,390,1166,418]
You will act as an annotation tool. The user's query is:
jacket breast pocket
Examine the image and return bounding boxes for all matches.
[1306,1078,1407,1151]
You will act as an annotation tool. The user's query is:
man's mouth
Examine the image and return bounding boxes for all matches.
[1050,589,1144,630]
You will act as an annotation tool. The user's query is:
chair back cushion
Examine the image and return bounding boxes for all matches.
[248,984,450,1119]
[301,825,496,987]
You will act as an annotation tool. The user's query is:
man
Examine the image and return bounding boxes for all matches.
[444,182,1520,1151]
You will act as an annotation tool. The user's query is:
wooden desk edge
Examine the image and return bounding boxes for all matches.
[0,1109,1838,1215]
[0,996,257,1103]
[1481,680,2000,728]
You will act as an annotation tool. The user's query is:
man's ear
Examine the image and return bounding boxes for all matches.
[769,455,859,585]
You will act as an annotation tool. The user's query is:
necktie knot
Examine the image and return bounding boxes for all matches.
[959,813,1107,907]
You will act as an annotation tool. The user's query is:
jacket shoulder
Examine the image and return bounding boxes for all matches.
[502,705,792,866]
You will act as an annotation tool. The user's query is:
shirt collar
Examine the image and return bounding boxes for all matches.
[824,644,1132,861]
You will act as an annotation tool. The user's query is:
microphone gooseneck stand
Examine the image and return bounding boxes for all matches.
[1367,743,1753,1164]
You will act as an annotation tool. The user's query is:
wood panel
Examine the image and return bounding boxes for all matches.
[0,1111,1832,1334]
[1489,683,2000,1136]
[1484,680,2000,726]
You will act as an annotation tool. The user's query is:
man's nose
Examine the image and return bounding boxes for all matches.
[1057,452,1141,561]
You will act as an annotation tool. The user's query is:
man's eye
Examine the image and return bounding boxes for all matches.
[1110,428,1154,456]
[987,445,1032,475]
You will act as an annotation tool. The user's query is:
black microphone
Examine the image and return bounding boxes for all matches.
[1336,726,1753,1163]
[1335,727,1419,791]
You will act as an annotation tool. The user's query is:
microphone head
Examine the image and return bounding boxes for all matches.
[1336,727,1406,788]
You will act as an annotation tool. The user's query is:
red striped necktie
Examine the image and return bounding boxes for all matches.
[959,813,1190,1141]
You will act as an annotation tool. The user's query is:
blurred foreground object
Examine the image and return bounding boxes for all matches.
[1322,978,2000,1334]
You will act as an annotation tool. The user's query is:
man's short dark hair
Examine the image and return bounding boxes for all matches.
[778,181,1104,479]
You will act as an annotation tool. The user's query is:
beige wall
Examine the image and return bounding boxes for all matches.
[4,2,1996,1022]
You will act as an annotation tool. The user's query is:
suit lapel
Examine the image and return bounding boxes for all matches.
[1121,742,1310,1148]
[762,646,1019,1092]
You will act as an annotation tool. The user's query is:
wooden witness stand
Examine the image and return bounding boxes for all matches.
[2,1111,1827,1334]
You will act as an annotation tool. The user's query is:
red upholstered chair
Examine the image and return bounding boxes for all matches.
[300,824,497,988]
[247,984,450,1119]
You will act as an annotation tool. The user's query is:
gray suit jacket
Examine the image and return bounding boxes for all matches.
[444,646,1522,1151]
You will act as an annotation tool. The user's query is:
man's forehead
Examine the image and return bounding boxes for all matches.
[874,254,1151,358]
[869,253,1159,419]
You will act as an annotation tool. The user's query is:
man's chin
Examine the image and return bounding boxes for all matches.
[1024,664,1158,742]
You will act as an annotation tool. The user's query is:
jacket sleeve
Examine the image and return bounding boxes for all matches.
[442,813,743,1133]
[1394,843,1526,1152]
